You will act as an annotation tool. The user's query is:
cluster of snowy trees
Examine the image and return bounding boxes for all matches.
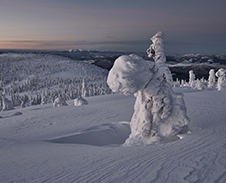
[173,68,226,91]
[3,75,110,96]
[0,75,111,110]
[0,53,110,111]
[0,54,69,86]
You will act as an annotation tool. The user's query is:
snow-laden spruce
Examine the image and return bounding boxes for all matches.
[195,79,205,90]
[189,70,196,88]
[1,96,14,111]
[216,68,226,91]
[53,96,67,107]
[208,69,216,88]
[107,31,189,145]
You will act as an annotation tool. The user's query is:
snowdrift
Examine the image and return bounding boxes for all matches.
[49,122,130,146]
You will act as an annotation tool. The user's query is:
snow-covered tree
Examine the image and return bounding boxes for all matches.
[81,79,88,98]
[189,70,196,88]
[21,94,29,108]
[1,96,14,111]
[53,96,67,107]
[107,31,189,145]
[180,79,187,87]
[195,79,205,90]
[216,68,226,91]
[173,78,180,87]
[208,69,216,88]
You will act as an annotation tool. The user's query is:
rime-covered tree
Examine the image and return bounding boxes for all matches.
[195,79,205,90]
[107,31,189,145]
[21,94,29,108]
[53,96,67,107]
[208,69,216,88]
[189,70,196,88]
[180,79,187,87]
[81,79,88,98]
[216,68,226,91]
[1,96,14,111]
[173,78,180,87]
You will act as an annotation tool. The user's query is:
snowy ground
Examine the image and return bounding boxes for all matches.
[1,88,226,183]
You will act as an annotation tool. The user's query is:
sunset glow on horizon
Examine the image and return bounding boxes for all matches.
[0,0,226,54]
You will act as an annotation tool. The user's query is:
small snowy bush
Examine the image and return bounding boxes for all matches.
[74,97,88,106]
[195,79,205,90]
[53,96,67,107]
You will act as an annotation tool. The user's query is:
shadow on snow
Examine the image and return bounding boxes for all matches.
[47,122,131,147]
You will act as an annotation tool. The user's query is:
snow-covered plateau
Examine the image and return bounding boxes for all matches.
[1,88,226,183]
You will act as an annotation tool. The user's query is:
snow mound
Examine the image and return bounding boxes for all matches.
[48,122,130,146]
[10,112,23,116]
[53,97,67,107]
[107,54,154,95]
[74,97,89,106]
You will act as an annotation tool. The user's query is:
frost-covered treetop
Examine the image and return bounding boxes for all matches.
[147,31,166,66]
[150,31,165,53]
[107,54,154,95]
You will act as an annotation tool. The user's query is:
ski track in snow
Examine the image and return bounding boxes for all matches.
[1,90,226,182]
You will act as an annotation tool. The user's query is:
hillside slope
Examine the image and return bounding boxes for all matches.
[0,89,226,182]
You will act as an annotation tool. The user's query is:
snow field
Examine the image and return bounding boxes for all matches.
[1,89,226,182]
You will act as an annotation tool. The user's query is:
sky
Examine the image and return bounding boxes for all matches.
[0,0,226,54]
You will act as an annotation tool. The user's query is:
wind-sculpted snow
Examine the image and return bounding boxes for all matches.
[49,122,130,146]
[107,54,154,95]
[1,90,226,182]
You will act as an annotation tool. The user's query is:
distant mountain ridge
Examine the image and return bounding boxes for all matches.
[0,49,225,65]
[0,49,226,81]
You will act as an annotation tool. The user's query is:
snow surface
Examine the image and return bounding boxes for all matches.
[1,89,226,182]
